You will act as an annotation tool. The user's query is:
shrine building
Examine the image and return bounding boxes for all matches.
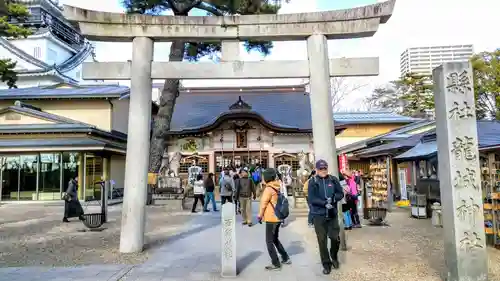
[159,84,419,180]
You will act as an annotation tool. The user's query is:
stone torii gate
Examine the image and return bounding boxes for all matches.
[63,0,396,254]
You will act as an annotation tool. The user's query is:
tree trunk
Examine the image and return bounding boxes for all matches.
[148,40,186,173]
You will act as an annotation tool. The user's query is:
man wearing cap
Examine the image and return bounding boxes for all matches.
[308,159,344,275]
[235,167,256,226]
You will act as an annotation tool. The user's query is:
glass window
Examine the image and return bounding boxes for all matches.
[1,156,20,200]
[19,155,38,200]
[85,154,103,201]
[62,152,80,195]
[39,153,61,200]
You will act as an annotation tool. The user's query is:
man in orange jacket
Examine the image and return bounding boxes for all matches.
[257,168,291,271]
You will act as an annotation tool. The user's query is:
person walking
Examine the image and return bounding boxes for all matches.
[303,170,316,228]
[191,174,205,213]
[235,167,256,226]
[257,168,291,271]
[343,170,361,228]
[308,160,344,274]
[62,176,84,222]
[203,173,218,211]
[220,168,235,204]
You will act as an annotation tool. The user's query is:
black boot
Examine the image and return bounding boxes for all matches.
[62,217,69,223]
[331,239,340,269]
[322,265,331,275]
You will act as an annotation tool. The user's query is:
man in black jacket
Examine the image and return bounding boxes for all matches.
[235,167,256,226]
[307,159,344,275]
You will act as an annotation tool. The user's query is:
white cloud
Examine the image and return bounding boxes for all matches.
[331,0,500,108]
[61,0,500,109]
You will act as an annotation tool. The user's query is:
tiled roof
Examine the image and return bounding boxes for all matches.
[170,91,311,132]
[355,132,429,158]
[338,120,434,153]
[378,120,500,161]
[0,84,130,100]
[422,120,500,148]
[169,91,418,132]
[0,138,126,151]
[0,104,88,125]
[333,111,419,124]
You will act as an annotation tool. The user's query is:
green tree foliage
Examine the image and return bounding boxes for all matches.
[365,73,434,117]
[0,1,32,88]
[471,49,500,120]
[122,0,289,176]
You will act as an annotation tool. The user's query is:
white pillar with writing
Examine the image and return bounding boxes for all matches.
[434,62,488,281]
[221,202,237,277]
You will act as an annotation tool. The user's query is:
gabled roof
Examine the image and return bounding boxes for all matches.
[354,132,430,158]
[0,102,87,124]
[168,88,418,133]
[333,111,419,125]
[0,102,127,142]
[338,120,435,154]
[0,138,126,153]
[384,120,500,161]
[0,83,130,100]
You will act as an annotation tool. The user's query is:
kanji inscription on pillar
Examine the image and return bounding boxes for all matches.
[446,70,472,94]
[434,62,488,281]
[221,202,236,277]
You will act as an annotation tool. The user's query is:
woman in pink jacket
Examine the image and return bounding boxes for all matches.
[343,170,361,228]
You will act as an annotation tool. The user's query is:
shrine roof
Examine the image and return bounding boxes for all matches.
[168,89,418,133]
[0,84,130,100]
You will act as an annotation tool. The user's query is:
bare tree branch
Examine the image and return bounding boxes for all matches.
[330,77,367,111]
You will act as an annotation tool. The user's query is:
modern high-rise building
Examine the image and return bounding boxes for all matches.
[400,44,474,76]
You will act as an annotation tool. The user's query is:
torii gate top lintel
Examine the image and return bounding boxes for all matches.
[62,0,395,42]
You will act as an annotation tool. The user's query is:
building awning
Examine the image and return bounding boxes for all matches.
[0,138,126,154]
[394,141,437,161]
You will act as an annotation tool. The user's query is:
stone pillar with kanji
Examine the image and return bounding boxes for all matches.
[433,62,488,281]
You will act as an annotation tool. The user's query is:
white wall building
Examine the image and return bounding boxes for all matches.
[0,0,98,89]
[400,44,474,76]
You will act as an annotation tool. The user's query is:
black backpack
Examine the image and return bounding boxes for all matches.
[269,188,290,220]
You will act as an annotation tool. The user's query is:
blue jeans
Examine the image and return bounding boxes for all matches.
[204,192,217,211]
[343,211,352,228]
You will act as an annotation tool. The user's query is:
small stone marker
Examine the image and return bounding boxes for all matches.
[221,202,236,277]
[434,62,488,281]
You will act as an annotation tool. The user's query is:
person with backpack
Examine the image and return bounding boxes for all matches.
[257,168,291,271]
[220,167,235,204]
[308,159,344,275]
[235,167,256,226]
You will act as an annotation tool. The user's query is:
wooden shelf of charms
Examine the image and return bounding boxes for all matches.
[480,152,500,245]
[369,157,389,204]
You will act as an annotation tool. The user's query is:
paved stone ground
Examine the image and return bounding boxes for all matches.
[0,202,332,281]
[3,203,500,281]
[120,202,331,281]
[0,203,193,267]
[291,207,500,281]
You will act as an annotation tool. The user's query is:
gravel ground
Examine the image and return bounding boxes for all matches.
[290,208,500,281]
[0,203,193,267]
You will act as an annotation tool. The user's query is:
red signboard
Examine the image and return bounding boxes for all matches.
[339,154,349,172]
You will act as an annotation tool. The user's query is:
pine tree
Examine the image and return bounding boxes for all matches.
[0,0,32,88]
[122,0,289,174]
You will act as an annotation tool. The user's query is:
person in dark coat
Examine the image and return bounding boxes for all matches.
[308,160,344,275]
[63,176,84,222]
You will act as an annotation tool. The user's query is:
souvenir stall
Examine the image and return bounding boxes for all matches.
[480,151,500,247]
[362,156,391,225]
[367,157,390,208]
